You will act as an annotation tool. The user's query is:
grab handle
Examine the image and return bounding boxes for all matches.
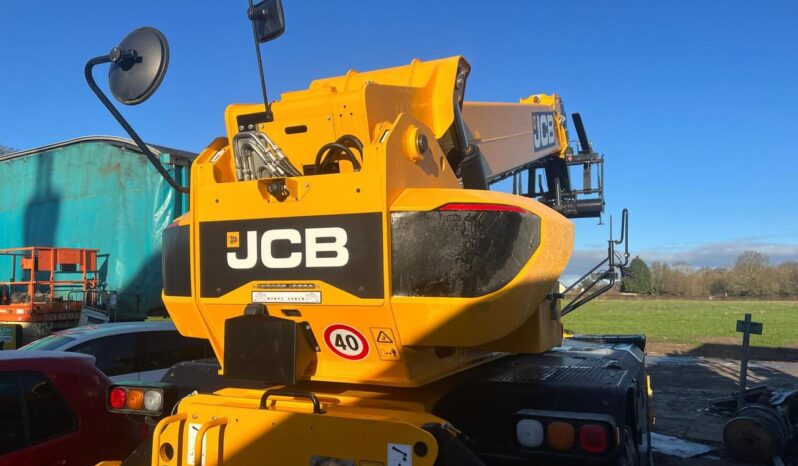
[259,388,324,414]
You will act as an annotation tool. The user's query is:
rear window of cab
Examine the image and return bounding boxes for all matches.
[19,335,77,351]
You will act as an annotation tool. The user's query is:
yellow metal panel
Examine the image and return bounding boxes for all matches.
[306,57,468,139]
[155,392,442,466]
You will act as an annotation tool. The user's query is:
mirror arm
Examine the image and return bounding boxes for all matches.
[248,0,273,122]
[84,55,189,194]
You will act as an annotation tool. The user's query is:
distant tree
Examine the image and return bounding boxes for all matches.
[649,261,667,295]
[730,251,773,296]
[705,267,731,297]
[650,261,693,296]
[775,261,798,297]
[647,251,795,298]
[0,144,14,155]
[621,256,653,294]
[670,262,697,296]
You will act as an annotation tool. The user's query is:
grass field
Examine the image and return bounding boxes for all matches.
[562,299,798,348]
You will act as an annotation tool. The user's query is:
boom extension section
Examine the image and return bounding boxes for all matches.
[463,96,605,218]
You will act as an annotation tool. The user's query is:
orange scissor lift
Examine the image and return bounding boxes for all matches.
[0,246,114,346]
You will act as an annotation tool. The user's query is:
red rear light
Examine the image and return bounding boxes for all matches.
[438,203,527,213]
[579,424,609,453]
[109,387,127,409]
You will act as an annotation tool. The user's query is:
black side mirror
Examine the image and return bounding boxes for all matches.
[108,27,170,105]
[248,0,285,43]
[85,27,186,193]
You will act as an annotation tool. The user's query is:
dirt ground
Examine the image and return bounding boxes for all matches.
[648,342,798,363]
[646,348,798,465]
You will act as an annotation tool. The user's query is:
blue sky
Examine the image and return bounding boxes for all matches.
[1,1,796,273]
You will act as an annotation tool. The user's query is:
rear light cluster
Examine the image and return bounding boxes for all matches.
[515,411,615,455]
[108,384,168,415]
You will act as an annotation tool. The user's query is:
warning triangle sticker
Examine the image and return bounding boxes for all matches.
[376,331,394,344]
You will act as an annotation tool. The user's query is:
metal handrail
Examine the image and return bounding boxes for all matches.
[561,209,630,316]
[151,413,187,466]
[194,417,228,466]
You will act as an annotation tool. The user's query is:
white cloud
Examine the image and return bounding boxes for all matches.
[636,241,798,267]
[562,240,798,284]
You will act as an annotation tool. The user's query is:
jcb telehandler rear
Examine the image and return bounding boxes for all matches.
[87,2,652,465]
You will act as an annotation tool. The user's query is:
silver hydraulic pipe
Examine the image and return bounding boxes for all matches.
[254,131,301,176]
[232,131,301,180]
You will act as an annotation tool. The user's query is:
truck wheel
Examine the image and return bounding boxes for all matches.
[617,427,637,466]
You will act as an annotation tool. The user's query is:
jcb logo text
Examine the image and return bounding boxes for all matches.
[226,227,349,269]
[533,112,556,151]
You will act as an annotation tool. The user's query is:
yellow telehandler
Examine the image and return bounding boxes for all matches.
[86,2,650,465]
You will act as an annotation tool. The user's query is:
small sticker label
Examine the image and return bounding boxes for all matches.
[388,443,412,465]
[226,231,240,248]
[324,324,369,360]
[371,327,401,361]
[186,423,206,466]
[210,148,225,163]
[252,291,321,304]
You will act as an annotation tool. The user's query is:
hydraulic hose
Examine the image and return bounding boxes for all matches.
[314,136,363,174]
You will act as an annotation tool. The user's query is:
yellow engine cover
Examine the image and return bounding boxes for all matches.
[162,57,573,387]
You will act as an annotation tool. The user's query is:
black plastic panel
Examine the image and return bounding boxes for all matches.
[162,224,191,297]
[391,209,540,297]
[199,213,383,298]
[224,314,310,385]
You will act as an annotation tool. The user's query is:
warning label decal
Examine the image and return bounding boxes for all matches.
[324,324,369,360]
[376,331,394,343]
[370,327,401,361]
[388,443,412,465]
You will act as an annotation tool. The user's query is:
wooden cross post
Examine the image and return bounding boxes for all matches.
[735,313,763,410]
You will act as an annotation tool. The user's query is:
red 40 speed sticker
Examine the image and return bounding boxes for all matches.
[323,324,369,360]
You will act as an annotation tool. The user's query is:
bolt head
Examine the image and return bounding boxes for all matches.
[108,47,122,63]
[416,133,429,154]
[455,69,467,89]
